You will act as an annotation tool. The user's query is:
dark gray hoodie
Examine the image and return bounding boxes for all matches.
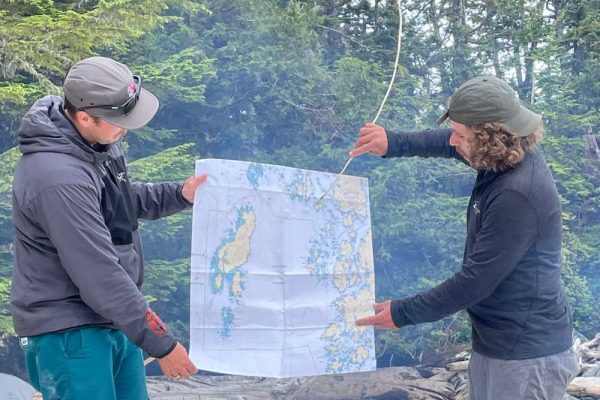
[11,95,191,358]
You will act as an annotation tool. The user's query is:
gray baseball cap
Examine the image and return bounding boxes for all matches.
[436,76,542,137]
[63,56,159,130]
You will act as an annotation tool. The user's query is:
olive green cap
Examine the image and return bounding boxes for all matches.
[437,76,542,137]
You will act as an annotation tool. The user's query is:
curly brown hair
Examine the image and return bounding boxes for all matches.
[468,123,544,172]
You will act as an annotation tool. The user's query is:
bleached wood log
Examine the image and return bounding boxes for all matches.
[580,347,600,360]
[148,367,458,400]
[582,334,600,351]
[579,363,599,372]
[567,377,600,396]
[446,361,469,371]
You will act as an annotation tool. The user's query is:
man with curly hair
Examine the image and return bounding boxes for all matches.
[354,76,578,399]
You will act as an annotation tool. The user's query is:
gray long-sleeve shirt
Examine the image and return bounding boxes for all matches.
[11,96,191,358]
[387,128,573,360]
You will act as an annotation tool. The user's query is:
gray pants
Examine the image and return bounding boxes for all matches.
[468,348,579,400]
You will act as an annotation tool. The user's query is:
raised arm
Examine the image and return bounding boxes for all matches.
[351,123,462,160]
[130,174,207,220]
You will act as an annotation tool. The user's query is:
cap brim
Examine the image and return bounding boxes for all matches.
[502,105,542,137]
[436,110,450,126]
[101,88,159,130]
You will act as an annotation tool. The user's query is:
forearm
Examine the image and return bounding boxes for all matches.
[391,190,538,328]
[131,181,191,220]
[391,268,493,327]
[385,128,461,160]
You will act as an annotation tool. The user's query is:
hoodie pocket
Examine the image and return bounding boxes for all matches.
[114,243,141,285]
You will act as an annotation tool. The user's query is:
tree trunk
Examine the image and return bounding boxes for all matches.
[448,0,469,94]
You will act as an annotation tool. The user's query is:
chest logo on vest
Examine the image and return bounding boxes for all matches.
[116,172,127,183]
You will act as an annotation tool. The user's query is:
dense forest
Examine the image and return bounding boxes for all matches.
[0,0,599,372]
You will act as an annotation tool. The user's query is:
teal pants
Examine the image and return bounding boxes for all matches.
[20,327,148,400]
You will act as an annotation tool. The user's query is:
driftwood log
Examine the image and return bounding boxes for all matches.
[147,367,466,400]
[148,332,600,399]
[568,377,600,397]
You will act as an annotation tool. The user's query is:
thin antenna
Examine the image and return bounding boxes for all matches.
[315,1,404,208]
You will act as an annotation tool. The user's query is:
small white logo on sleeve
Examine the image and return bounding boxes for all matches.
[472,201,481,215]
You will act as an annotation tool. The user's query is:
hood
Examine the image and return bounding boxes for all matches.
[17,95,108,164]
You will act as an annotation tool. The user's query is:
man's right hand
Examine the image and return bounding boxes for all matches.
[157,341,198,379]
[355,300,397,330]
[350,123,389,157]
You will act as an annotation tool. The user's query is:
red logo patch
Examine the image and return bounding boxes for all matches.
[145,309,168,337]
[128,82,136,96]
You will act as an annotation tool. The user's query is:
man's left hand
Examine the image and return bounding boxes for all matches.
[355,300,397,330]
[182,174,208,204]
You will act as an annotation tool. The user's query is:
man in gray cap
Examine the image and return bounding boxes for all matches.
[353,76,578,399]
[11,56,205,399]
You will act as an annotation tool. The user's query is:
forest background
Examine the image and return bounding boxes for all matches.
[0,0,599,375]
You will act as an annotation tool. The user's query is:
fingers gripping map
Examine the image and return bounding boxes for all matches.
[189,159,376,377]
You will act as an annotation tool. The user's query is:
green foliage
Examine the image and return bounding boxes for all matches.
[367,158,473,354]
[0,255,13,335]
[542,136,599,225]
[0,147,19,192]
[0,0,208,149]
[330,56,388,130]
[143,258,191,341]
[139,212,193,260]
[561,231,599,334]
[128,142,198,182]
[183,0,336,154]
[140,48,217,104]
[0,256,11,278]
[0,276,14,335]
[0,148,19,246]
[0,0,171,99]
[0,83,46,108]
[0,0,176,85]
[128,144,198,260]
[0,202,12,246]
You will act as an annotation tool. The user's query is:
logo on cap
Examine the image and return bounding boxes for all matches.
[127,82,136,97]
